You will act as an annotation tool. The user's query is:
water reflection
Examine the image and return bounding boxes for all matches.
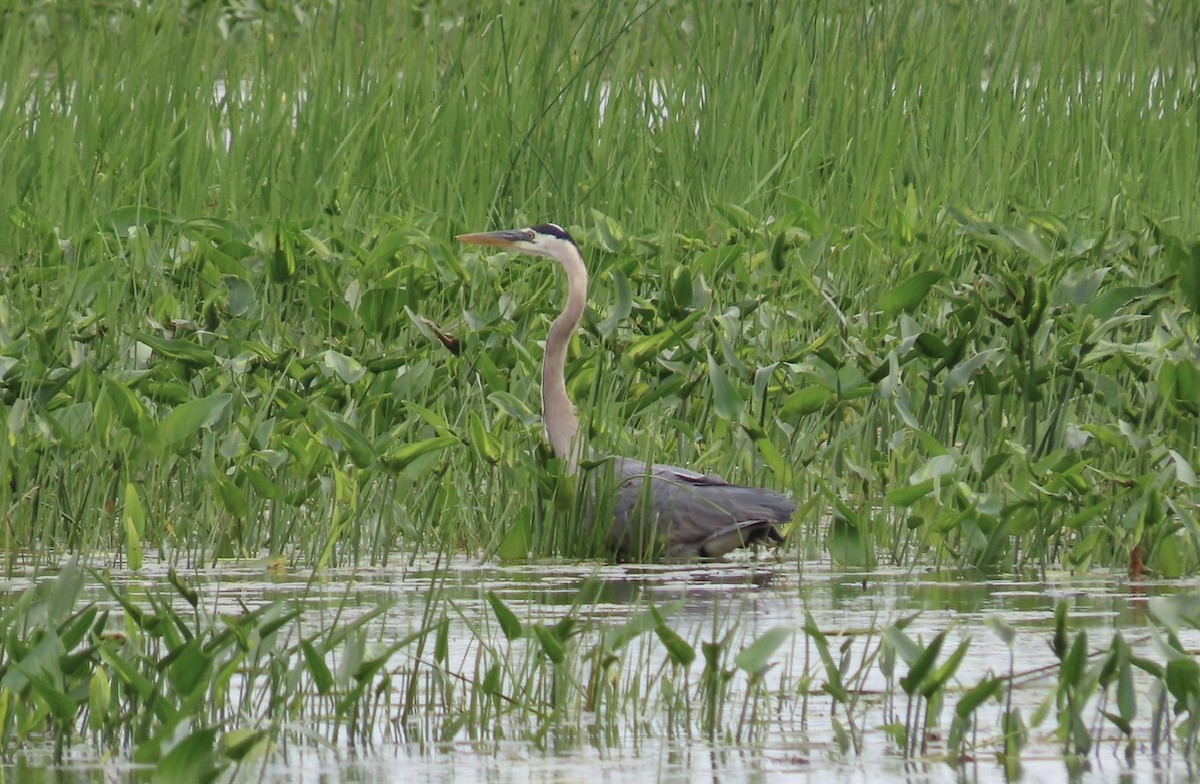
[0,555,1195,783]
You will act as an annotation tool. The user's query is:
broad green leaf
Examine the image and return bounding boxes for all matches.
[944,349,1001,393]
[135,334,217,368]
[488,392,540,426]
[984,614,1017,647]
[1171,238,1200,315]
[322,413,376,468]
[605,601,683,651]
[623,310,704,366]
[153,726,220,784]
[469,412,502,465]
[322,350,366,384]
[956,676,1003,718]
[124,483,145,572]
[1061,631,1088,688]
[886,479,936,507]
[487,591,523,641]
[884,625,923,667]
[707,352,743,421]
[88,669,111,732]
[880,271,944,315]
[103,378,150,434]
[654,623,696,668]
[158,393,232,452]
[899,630,946,696]
[532,624,565,664]
[734,626,792,678]
[827,515,873,567]
[783,386,831,416]
[652,607,696,667]
[921,637,970,697]
[381,436,458,471]
[598,268,633,338]
[99,205,178,236]
[302,640,334,694]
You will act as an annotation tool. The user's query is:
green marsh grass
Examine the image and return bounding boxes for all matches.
[2,1,1199,571]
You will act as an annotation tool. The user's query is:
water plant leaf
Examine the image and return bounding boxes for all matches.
[302,640,334,695]
[124,483,146,572]
[1081,285,1168,321]
[605,601,683,651]
[706,352,742,420]
[921,637,970,698]
[158,393,233,453]
[135,333,218,368]
[783,386,832,416]
[488,392,540,426]
[1169,238,1200,315]
[153,726,220,784]
[884,626,923,667]
[103,378,151,435]
[532,624,565,664]
[221,729,269,763]
[623,310,704,366]
[955,676,1003,718]
[322,350,366,384]
[322,413,376,468]
[99,205,178,236]
[880,271,944,315]
[984,614,1017,647]
[898,630,946,696]
[166,640,213,699]
[651,607,695,667]
[1061,631,1088,688]
[469,412,502,465]
[487,592,523,641]
[827,515,873,567]
[1148,594,1200,630]
[381,436,459,472]
[803,611,847,703]
[734,626,792,678]
[944,349,1001,393]
[886,479,936,507]
[601,270,634,337]
[88,668,111,732]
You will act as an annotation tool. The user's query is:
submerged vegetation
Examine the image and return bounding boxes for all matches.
[1,0,1200,778]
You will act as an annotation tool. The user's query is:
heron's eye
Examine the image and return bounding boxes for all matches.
[523,230,535,241]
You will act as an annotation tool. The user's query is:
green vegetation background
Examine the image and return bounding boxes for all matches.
[1,0,1198,573]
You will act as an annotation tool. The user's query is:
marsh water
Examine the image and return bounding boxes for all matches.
[2,555,1197,783]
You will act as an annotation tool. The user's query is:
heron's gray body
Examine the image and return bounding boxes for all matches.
[457,222,794,560]
[608,457,793,558]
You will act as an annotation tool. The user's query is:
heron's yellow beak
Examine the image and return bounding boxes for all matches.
[455,229,527,249]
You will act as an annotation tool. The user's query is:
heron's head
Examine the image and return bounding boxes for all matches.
[456,223,579,262]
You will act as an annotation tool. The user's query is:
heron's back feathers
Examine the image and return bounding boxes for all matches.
[607,457,794,559]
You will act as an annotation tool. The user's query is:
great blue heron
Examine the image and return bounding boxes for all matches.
[456,223,794,559]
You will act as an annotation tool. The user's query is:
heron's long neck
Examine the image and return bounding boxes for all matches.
[543,246,588,472]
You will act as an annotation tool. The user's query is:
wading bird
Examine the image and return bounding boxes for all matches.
[457,223,794,559]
